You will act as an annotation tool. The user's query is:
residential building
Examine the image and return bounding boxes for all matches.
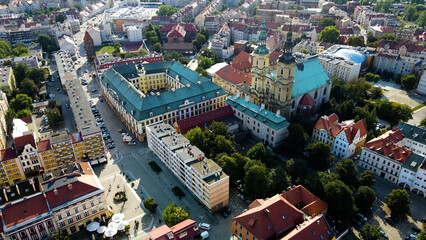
[369,24,395,39]
[397,154,426,197]
[146,122,229,211]
[0,148,25,186]
[359,129,414,184]
[397,122,426,157]
[204,16,222,33]
[14,133,42,176]
[59,35,77,56]
[0,91,8,151]
[174,105,236,135]
[417,71,426,96]
[86,25,102,46]
[312,114,367,158]
[100,61,227,141]
[211,24,231,58]
[0,55,40,69]
[83,32,94,59]
[43,162,108,235]
[232,185,333,240]
[226,95,290,147]
[0,66,16,90]
[213,65,252,99]
[37,139,57,172]
[127,25,143,42]
[147,219,201,240]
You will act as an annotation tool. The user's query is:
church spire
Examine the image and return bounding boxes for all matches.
[279,21,295,64]
[254,19,269,55]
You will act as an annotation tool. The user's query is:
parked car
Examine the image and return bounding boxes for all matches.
[198,223,211,230]
[107,143,115,149]
[118,129,126,133]
[91,89,97,92]
[380,230,388,239]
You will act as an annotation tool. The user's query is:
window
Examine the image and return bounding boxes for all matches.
[76,214,82,220]
[92,209,97,214]
[75,208,79,214]
[58,214,62,220]
[84,211,89,217]
[59,222,65,227]
[66,211,71,217]
[68,218,74,224]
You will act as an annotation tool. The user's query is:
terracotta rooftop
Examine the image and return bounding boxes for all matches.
[167,24,186,38]
[216,65,252,85]
[160,23,197,32]
[378,40,426,52]
[364,137,412,164]
[2,194,50,228]
[176,105,234,134]
[20,116,33,124]
[14,133,36,149]
[234,194,304,240]
[280,215,334,240]
[314,114,342,137]
[1,148,18,161]
[281,185,328,217]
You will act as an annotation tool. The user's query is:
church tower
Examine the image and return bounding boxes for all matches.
[250,20,271,106]
[276,24,296,117]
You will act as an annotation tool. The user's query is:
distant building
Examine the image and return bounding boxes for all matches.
[397,122,426,157]
[312,114,367,158]
[417,71,426,96]
[0,66,16,90]
[148,219,201,240]
[159,23,198,43]
[127,25,143,42]
[0,55,40,69]
[0,90,8,150]
[147,122,229,211]
[95,55,163,71]
[226,95,290,147]
[59,35,77,56]
[86,25,102,46]
[83,31,96,59]
[318,55,361,82]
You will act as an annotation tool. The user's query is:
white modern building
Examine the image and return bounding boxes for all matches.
[225,95,290,147]
[127,25,143,42]
[398,122,426,157]
[59,35,77,56]
[397,155,426,197]
[318,55,361,82]
[416,71,426,96]
[146,122,229,211]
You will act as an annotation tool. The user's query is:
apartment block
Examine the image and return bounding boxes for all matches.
[0,148,25,186]
[146,122,229,212]
[0,90,8,150]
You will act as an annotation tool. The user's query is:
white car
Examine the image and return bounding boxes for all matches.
[198,223,211,230]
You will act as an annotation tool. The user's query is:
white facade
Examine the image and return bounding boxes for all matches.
[398,161,426,197]
[318,56,361,82]
[87,26,102,47]
[18,143,42,174]
[374,55,416,75]
[127,25,143,43]
[334,130,357,158]
[416,71,426,96]
[359,147,403,184]
[59,36,77,56]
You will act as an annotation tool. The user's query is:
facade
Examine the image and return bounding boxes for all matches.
[318,55,361,82]
[83,31,96,59]
[95,55,163,70]
[417,71,426,96]
[86,26,102,46]
[100,61,228,141]
[0,91,8,151]
[146,122,229,211]
[0,148,25,186]
[232,185,332,240]
[59,35,77,56]
[397,122,426,157]
[226,95,290,147]
[0,66,16,90]
[397,154,426,197]
[312,114,368,158]
[127,25,143,42]
[213,65,252,99]
[147,219,201,240]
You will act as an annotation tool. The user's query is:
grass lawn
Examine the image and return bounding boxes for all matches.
[412,102,426,112]
[95,45,116,56]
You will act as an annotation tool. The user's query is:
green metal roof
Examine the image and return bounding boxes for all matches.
[398,122,426,145]
[292,56,330,98]
[225,95,290,130]
[101,61,227,121]
[111,63,140,80]
[402,152,425,172]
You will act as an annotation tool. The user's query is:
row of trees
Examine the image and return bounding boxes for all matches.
[404,4,426,27]
[0,41,29,59]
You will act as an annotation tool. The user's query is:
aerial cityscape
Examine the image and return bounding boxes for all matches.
[0,0,424,239]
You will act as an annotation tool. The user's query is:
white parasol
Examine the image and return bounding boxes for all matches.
[86,221,100,232]
[111,213,125,223]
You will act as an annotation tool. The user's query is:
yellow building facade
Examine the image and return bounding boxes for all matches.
[0,149,25,185]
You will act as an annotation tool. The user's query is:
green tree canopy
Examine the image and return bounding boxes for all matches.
[153,42,162,52]
[55,14,66,23]
[213,135,235,155]
[286,158,308,180]
[318,26,340,43]
[247,142,268,161]
[375,100,412,124]
[210,121,233,140]
[157,5,179,16]
[346,36,365,47]
[306,142,332,171]
[285,123,308,156]
[13,63,28,86]
[185,127,209,153]
[420,118,426,127]
[335,159,358,188]
[267,166,290,195]
[418,10,426,27]
[19,79,39,99]
[217,155,239,182]
[198,57,213,69]
[10,94,33,112]
[324,180,355,223]
[46,107,62,127]
[404,4,419,21]
[401,75,418,89]
[51,232,72,240]
[143,198,158,213]
[360,225,382,240]
[28,68,47,86]
[16,109,31,118]
[162,202,189,227]
[37,34,52,52]
[379,33,396,41]
[359,170,376,186]
[374,0,393,13]
[318,17,335,27]
[244,163,268,199]
[300,49,309,54]
[355,186,377,214]
[385,189,411,217]
[364,73,380,82]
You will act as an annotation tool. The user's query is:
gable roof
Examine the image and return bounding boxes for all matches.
[167,24,186,38]
[234,194,304,240]
[215,65,252,85]
[281,185,328,217]
[37,139,52,152]
[364,137,412,164]
[281,215,334,240]
[1,148,18,161]
[20,116,32,124]
[292,57,330,98]
[398,122,426,145]
[176,105,234,134]
[314,114,342,137]
[14,133,36,149]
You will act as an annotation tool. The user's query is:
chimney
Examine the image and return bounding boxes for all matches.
[68,183,73,190]
[276,110,280,117]
[54,189,58,196]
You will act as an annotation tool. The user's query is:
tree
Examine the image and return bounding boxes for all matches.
[143,198,158,213]
[157,5,179,16]
[375,100,412,124]
[231,153,249,181]
[335,159,358,188]
[210,121,233,140]
[19,79,39,98]
[162,202,189,227]
[198,57,213,69]
[286,158,308,180]
[300,49,309,54]
[267,167,290,195]
[252,6,259,16]
[37,34,52,52]
[360,225,382,240]
[346,36,365,47]
[28,68,47,85]
[385,189,411,217]
[306,142,332,171]
[10,94,33,111]
[247,142,268,161]
[418,229,426,240]
[418,10,426,27]
[285,124,308,156]
[318,26,340,43]
[213,135,235,155]
[355,186,376,214]
[401,75,418,89]
[185,127,209,153]
[51,232,71,240]
[244,163,268,198]
[364,73,380,82]
[55,14,66,23]
[370,86,383,99]
[46,108,62,127]
[16,109,31,118]
[113,42,121,52]
[404,4,419,21]
[13,63,28,86]
[324,180,355,223]
[367,32,377,44]
[318,17,335,27]
[217,155,239,182]
[375,0,393,13]
[153,42,162,52]
[420,118,426,127]
[379,33,396,41]
[359,170,376,186]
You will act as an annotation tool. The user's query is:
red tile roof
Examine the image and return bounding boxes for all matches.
[234,194,304,240]
[14,134,36,149]
[281,215,334,240]
[43,174,101,209]
[177,106,234,134]
[37,140,52,152]
[2,194,50,228]
[364,137,412,164]
[160,23,197,32]
[0,148,18,161]
[231,51,283,71]
[167,24,186,38]
[20,116,33,124]
[148,224,171,240]
[148,219,199,240]
[216,65,252,85]
[281,185,328,217]
[314,115,342,137]
[299,93,315,106]
[84,31,92,40]
[378,40,426,53]
[170,219,197,234]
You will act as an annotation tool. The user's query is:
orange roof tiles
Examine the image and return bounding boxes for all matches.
[314,114,342,137]
[0,148,18,161]
[281,185,328,217]
[364,137,412,164]
[2,194,50,228]
[37,139,52,152]
[280,215,334,240]
[215,65,252,85]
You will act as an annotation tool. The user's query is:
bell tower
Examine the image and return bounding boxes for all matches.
[276,23,296,117]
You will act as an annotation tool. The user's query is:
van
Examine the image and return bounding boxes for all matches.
[123,135,133,143]
[201,231,209,239]
[198,223,210,230]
